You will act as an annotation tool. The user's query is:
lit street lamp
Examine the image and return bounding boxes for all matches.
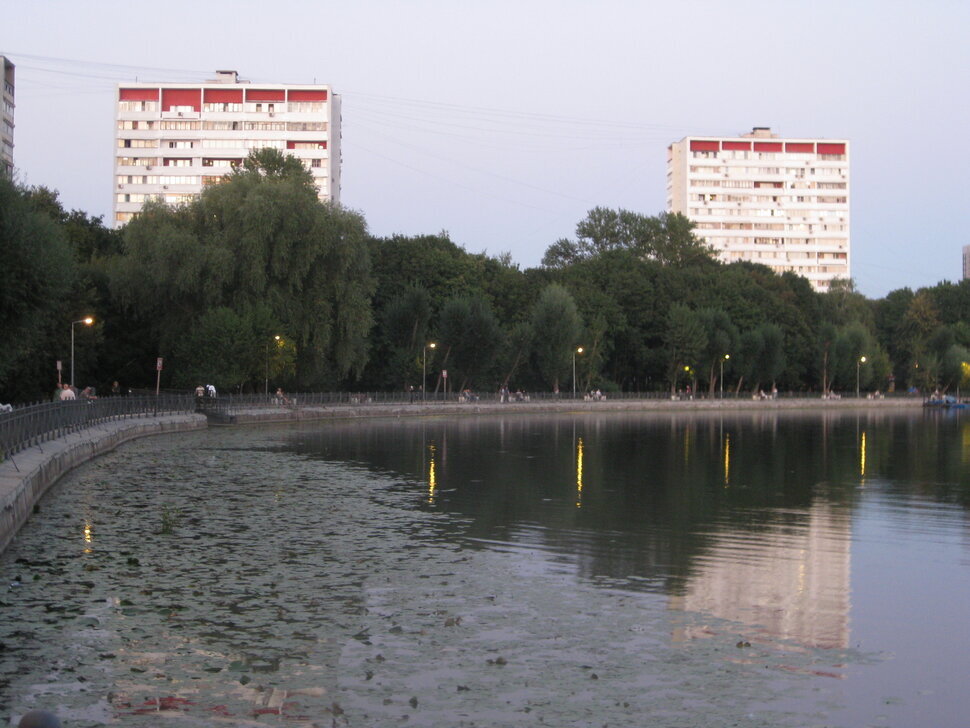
[264,335,281,395]
[70,316,94,388]
[720,354,730,399]
[856,355,867,398]
[423,342,436,401]
[573,347,584,398]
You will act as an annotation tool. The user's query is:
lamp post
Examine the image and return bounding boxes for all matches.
[264,335,281,395]
[856,355,867,398]
[70,317,94,388]
[423,342,436,401]
[720,354,730,399]
[572,347,584,399]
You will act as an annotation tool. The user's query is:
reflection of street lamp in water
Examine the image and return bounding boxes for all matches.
[71,317,94,387]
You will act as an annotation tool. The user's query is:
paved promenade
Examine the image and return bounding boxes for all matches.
[0,396,922,555]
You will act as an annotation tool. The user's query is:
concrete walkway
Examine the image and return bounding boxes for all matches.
[0,413,206,554]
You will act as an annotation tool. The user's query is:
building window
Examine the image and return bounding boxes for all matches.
[118,101,157,112]
[203,102,243,112]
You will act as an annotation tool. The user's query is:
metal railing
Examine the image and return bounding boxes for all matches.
[0,394,194,463]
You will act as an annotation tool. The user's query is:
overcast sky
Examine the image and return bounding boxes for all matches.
[5,0,969,299]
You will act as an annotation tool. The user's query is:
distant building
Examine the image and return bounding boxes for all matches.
[1,55,14,178]
[113,70,340,227]
[963,245,970,280]
[667,127,849,291]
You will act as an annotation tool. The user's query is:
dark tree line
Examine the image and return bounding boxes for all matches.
[3,151,969,403]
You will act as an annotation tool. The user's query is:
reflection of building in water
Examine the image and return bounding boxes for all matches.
[670,501,851,649]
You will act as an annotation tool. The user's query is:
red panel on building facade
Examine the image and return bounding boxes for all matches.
[786,142,814,153]
[288,90,328,101]
[690,140,720,152]
[119,88,160,101]
[204,89,243,103]
[722,141,751,151]
[162,89,202,110]
[246,89,286,102]
[753,141,783,152]
[817,143,846,155]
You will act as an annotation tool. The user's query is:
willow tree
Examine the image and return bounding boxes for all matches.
[111,148,374,390]
[437,292,503,391]
[530,284,583,393]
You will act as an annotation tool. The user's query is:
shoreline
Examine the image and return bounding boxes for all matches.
[0,397,925,554]
[222,394,923,424]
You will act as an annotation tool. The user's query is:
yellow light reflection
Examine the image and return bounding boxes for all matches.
[859,431,867,479]
[723,433,731,487]
[963,423,970,464]
[83,522,93,554]
[576,437,584,508]
[427,444,437,504]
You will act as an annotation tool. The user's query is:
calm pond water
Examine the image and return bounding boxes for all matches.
[1,409,969,726]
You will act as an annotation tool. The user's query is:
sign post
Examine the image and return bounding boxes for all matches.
[155,357,163,396]
[56,360,62,387]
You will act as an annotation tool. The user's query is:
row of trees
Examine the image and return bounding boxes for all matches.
[3,148,970,403]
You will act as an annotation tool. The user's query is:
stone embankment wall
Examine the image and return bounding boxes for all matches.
[224,396,922,424]
[0,414,207,554]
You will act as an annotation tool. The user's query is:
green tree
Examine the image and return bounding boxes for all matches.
[437,292,503,391]
[530,284,583,392]
[664,304,705,394]
[542,208,714,268]
[111,148,374,390]
[0,178,77,401]
[696,308,738,394]
[381,285,432,388]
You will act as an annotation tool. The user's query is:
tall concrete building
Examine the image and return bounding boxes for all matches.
[113,70,340,227]
[963,245,970,281]
[667,127,849,291]
[1,55,14,178]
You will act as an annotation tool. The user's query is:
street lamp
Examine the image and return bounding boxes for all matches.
[573,347,584,398]
[264,335,281,395]
[423,342,436,401]
[720,354,730,399]
[70,316,94,388]
[856,355,867,398]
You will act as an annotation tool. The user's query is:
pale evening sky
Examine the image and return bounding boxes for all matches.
[4,0,969,299]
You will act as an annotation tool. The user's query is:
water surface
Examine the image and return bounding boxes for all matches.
[2,409,969,726]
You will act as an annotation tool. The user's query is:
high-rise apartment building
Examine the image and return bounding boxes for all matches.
[113,70,340,227]
[1,55,14,178]
[963,245,970,281]
[667,127,849,291]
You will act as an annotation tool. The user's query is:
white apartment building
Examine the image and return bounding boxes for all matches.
[963,245,970,280]
[667,127,849,291]
[1,55,14,178]
[113,70,340,226]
